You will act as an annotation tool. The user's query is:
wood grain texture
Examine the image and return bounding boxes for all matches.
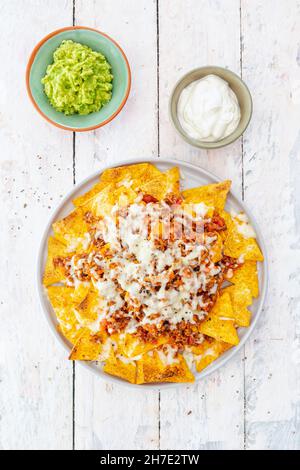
[1,0,300,450]
[159,0,243,194]
[158,0,244,450]
[241,0,300,450]
[73,0,160,450]
[0,0,74,450]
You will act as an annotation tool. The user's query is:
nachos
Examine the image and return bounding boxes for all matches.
[43,163,263,384]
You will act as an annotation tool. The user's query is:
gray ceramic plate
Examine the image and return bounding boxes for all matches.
[37,158,268,389]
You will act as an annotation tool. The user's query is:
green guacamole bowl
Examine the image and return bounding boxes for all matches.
[26,26,131,132]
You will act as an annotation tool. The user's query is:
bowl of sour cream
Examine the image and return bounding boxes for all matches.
[169,66,252,149]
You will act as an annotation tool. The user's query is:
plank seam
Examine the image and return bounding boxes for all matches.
[157,0,161,450]
[156,0,160,159]
[239,0,246,451]
[72,360,75,449]
[72,133,76,185]
[239,0,245,202]
[72,0,76,451]
[73,0,76,27]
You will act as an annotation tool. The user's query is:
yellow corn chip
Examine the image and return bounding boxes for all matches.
[136,351,163,384]
[69,330,107,360]
[136,350,194,384]
[199,313,239,345]
[111,186,137,207]
[120,334,168,358]
[165,167,180,195]
[193,339,232,372]
[103,350,137,384]
[73,180,109,207]
[222,283,252,327]
[223,217,263,261]
[211,289,251,327]
[160,355,195,383]
[47,284,89,308]
[139,178,166,200]
[182,180,231,212]
[219,210,234,241]
[100,163,161,186]
[224,283,252,308]
[211,291,234,318]
[43,236,71,286]
[138,167,181,201]
[83,182,116,218]
[47,285,89,344]
[52,206,90,252]
[139,173,169,201]
[233,307,251,327]
[74,289,101,327]
[228,261,259,298]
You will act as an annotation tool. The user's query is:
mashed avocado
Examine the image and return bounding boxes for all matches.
[41,40,113,115]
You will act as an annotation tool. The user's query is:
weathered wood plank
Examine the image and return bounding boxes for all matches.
[2,0,297,451]
[0,0,73,450]
[158,0,245,450]
[242,0,300,450]
[74,0,160,450]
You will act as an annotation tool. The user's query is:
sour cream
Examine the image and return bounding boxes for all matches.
[177,74,241,142]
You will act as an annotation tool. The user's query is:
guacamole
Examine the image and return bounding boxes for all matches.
[41,40,113,115]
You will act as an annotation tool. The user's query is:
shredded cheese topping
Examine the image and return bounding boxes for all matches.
[61,198,228,349]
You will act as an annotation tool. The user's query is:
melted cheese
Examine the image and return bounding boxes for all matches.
[230,210,256,239]
[66,201,223,334]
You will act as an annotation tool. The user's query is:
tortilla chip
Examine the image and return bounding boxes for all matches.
[69,330,107,360]
[47,285,89,344]
[73,180,109,207]
[120,334,168,358]
[139,174,168,201]
[182,201,214,221]
[43,236,71,286]
[227,261,259,298]
[211,291,234,318]
[224,282,252,307]
[161,356,195,383]
[199,313,239,345]
[193,339,232,372]
[74,288,101,327]
[223,220,263,261]
[52,206,90,252]
[233,307,251,327]
[211,289,250,327]
[222,283,252,327]
[136,351,163,384]
[111,186,137,207]
[138,167,181,201]
[103,350,137,384]
[83,182,116,218]
[136,350,194,384]
[47,283,89,307]
[219,210,234,241]
[165,167,180,194]
[182,180,231,212]
[100,163,162,186]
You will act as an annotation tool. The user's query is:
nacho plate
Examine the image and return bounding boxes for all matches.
[37,158,267,389]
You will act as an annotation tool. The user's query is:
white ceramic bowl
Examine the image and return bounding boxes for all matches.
[37,158,268,389]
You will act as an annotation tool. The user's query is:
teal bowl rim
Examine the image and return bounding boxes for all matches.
[26,26,131,132]
[169,65,253,149]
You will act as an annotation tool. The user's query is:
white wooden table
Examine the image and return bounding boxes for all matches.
[1,0,300,450]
